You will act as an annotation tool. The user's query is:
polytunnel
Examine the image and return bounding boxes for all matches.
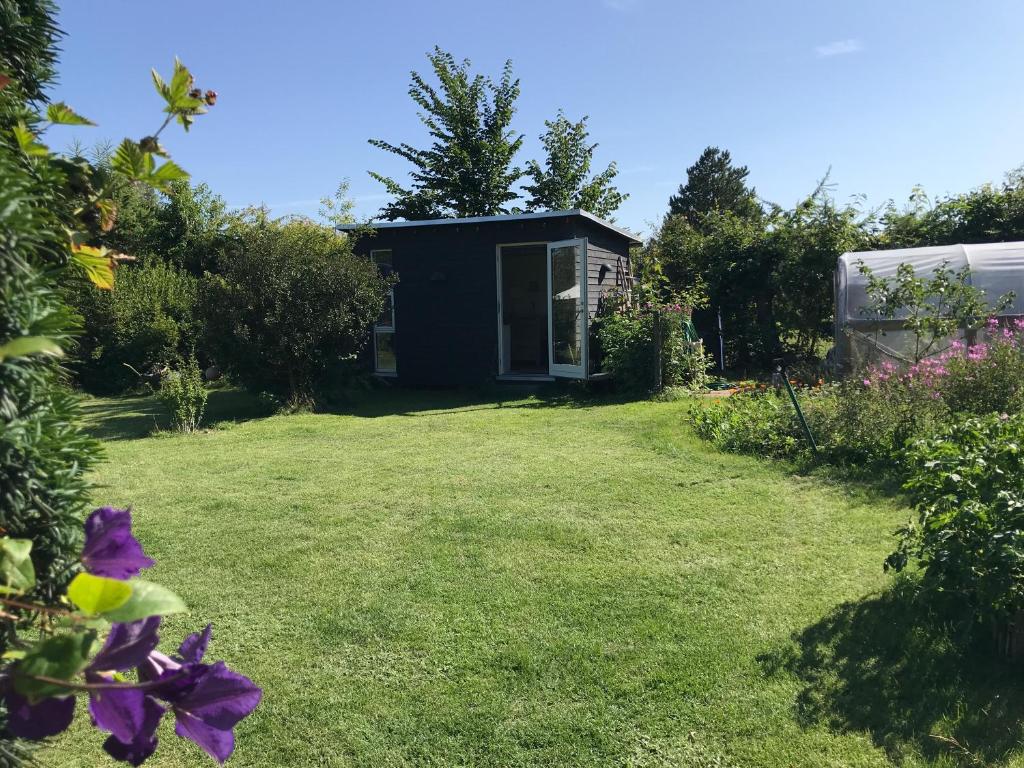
[834,241,1024,374]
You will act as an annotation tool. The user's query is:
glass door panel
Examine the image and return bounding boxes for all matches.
[547,239,586,378]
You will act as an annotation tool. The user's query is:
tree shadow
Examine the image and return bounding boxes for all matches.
[81,388,272,441]
[760,580,1024,765]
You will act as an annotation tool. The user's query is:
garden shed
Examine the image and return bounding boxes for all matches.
[834,241,1024,373]
[339,209,641,386]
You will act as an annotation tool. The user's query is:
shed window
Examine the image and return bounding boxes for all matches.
[371,250,396,374]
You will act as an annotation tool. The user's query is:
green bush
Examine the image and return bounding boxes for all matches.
[815,376,949,468]
[886,413,1024,626]
[156,356,207,432]
[690,390,806,458]
[595,304,709,394]
[689,373,948,470]
[68,260,200,392]
[202,212,392,408]
[936,324,1024,416]
[0,138,98,608]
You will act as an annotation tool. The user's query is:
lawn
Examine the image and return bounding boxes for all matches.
[48,388,1024,767]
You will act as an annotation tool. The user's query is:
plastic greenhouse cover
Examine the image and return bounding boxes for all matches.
[837,241,1024,324]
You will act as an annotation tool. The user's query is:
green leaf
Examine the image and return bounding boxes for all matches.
[102,579,186,623]
[14,633,94,701]
[149,159,189,189]
[167,58,191,104]
[66,573,132,616]
[151,67,169,102]
[0,538,35,595]
[45,102,96,126]
[12,122,48,157]
[110,139,187,192]
[69,244,115,290]
[111,139,152,181]
[0,336,63,362]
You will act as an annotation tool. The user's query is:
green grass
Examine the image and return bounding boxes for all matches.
[48,388,1024,767]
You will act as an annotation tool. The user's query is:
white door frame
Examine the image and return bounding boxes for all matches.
[495,242,548,376]
[547,238,588,379]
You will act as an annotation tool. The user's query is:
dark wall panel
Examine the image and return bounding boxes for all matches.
[351,215,635,386]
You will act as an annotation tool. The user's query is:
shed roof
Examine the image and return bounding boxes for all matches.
[337,209,642,246]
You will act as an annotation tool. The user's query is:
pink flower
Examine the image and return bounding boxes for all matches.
[862,379,871,387]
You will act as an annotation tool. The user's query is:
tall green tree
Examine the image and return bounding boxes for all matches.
[369,47,524,220]
[522,111,627,219]
[668,146,761,230]
[878,168,1024,249]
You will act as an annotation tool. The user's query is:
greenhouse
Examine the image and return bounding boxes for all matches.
[834,241,1024,373]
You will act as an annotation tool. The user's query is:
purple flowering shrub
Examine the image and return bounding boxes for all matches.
[1,508,261,765]
[936,318,1024,415]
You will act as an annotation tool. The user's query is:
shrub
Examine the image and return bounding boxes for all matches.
[68,260,200,393]
[937,319,1024,415]
[595,298,709,394]
[690,390,806,458]
[816,373,949,468]
[202,212,392,408]
[886,413,1024,626]
[0,135,97,609]
[156,356,207,432]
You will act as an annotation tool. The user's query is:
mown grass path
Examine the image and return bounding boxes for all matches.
[50,390,1021,767]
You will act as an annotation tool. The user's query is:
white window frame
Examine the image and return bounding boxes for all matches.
[371,249,397,376]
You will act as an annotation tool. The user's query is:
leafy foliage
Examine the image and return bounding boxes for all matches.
[369,47,524,220]
[68,260,200,393]
[0,0,61,109]
[658,177,869,368]
[201,212,393,408]
[102,178,229,276]
[0,139,98,613]
[858,259,1014,363]
[155,356,207,433]
[522,111,626,218]
[886,413,1024,626]
[667,146,761,230]
[879,169,1024,248]
[595,300,708,394]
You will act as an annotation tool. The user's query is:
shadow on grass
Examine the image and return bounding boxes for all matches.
[82,383,645,439]
[82,388,272,441]
[760,580,1024,766]
[326,381,641,419]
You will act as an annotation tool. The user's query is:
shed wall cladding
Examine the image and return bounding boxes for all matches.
[351,214,634,385]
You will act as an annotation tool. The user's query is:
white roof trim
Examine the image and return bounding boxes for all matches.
[337,208,642,244]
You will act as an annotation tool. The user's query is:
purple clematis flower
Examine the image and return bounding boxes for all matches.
[140,625,262,764]
[81,507,155,580]
[5,692,76,740]
[85,617,164,765]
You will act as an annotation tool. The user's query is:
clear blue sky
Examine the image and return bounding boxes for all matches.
[52,0,1024,237]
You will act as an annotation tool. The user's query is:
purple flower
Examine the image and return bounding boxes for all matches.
[170,661,262,763]
[100,696,165,767]
[140,625,262,764]
[90,617,161,673]
[5,692,75,740]
[86,617,164,764]
[81,507,154,580]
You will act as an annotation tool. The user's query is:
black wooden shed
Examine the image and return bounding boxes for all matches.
[339,209,641,386]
